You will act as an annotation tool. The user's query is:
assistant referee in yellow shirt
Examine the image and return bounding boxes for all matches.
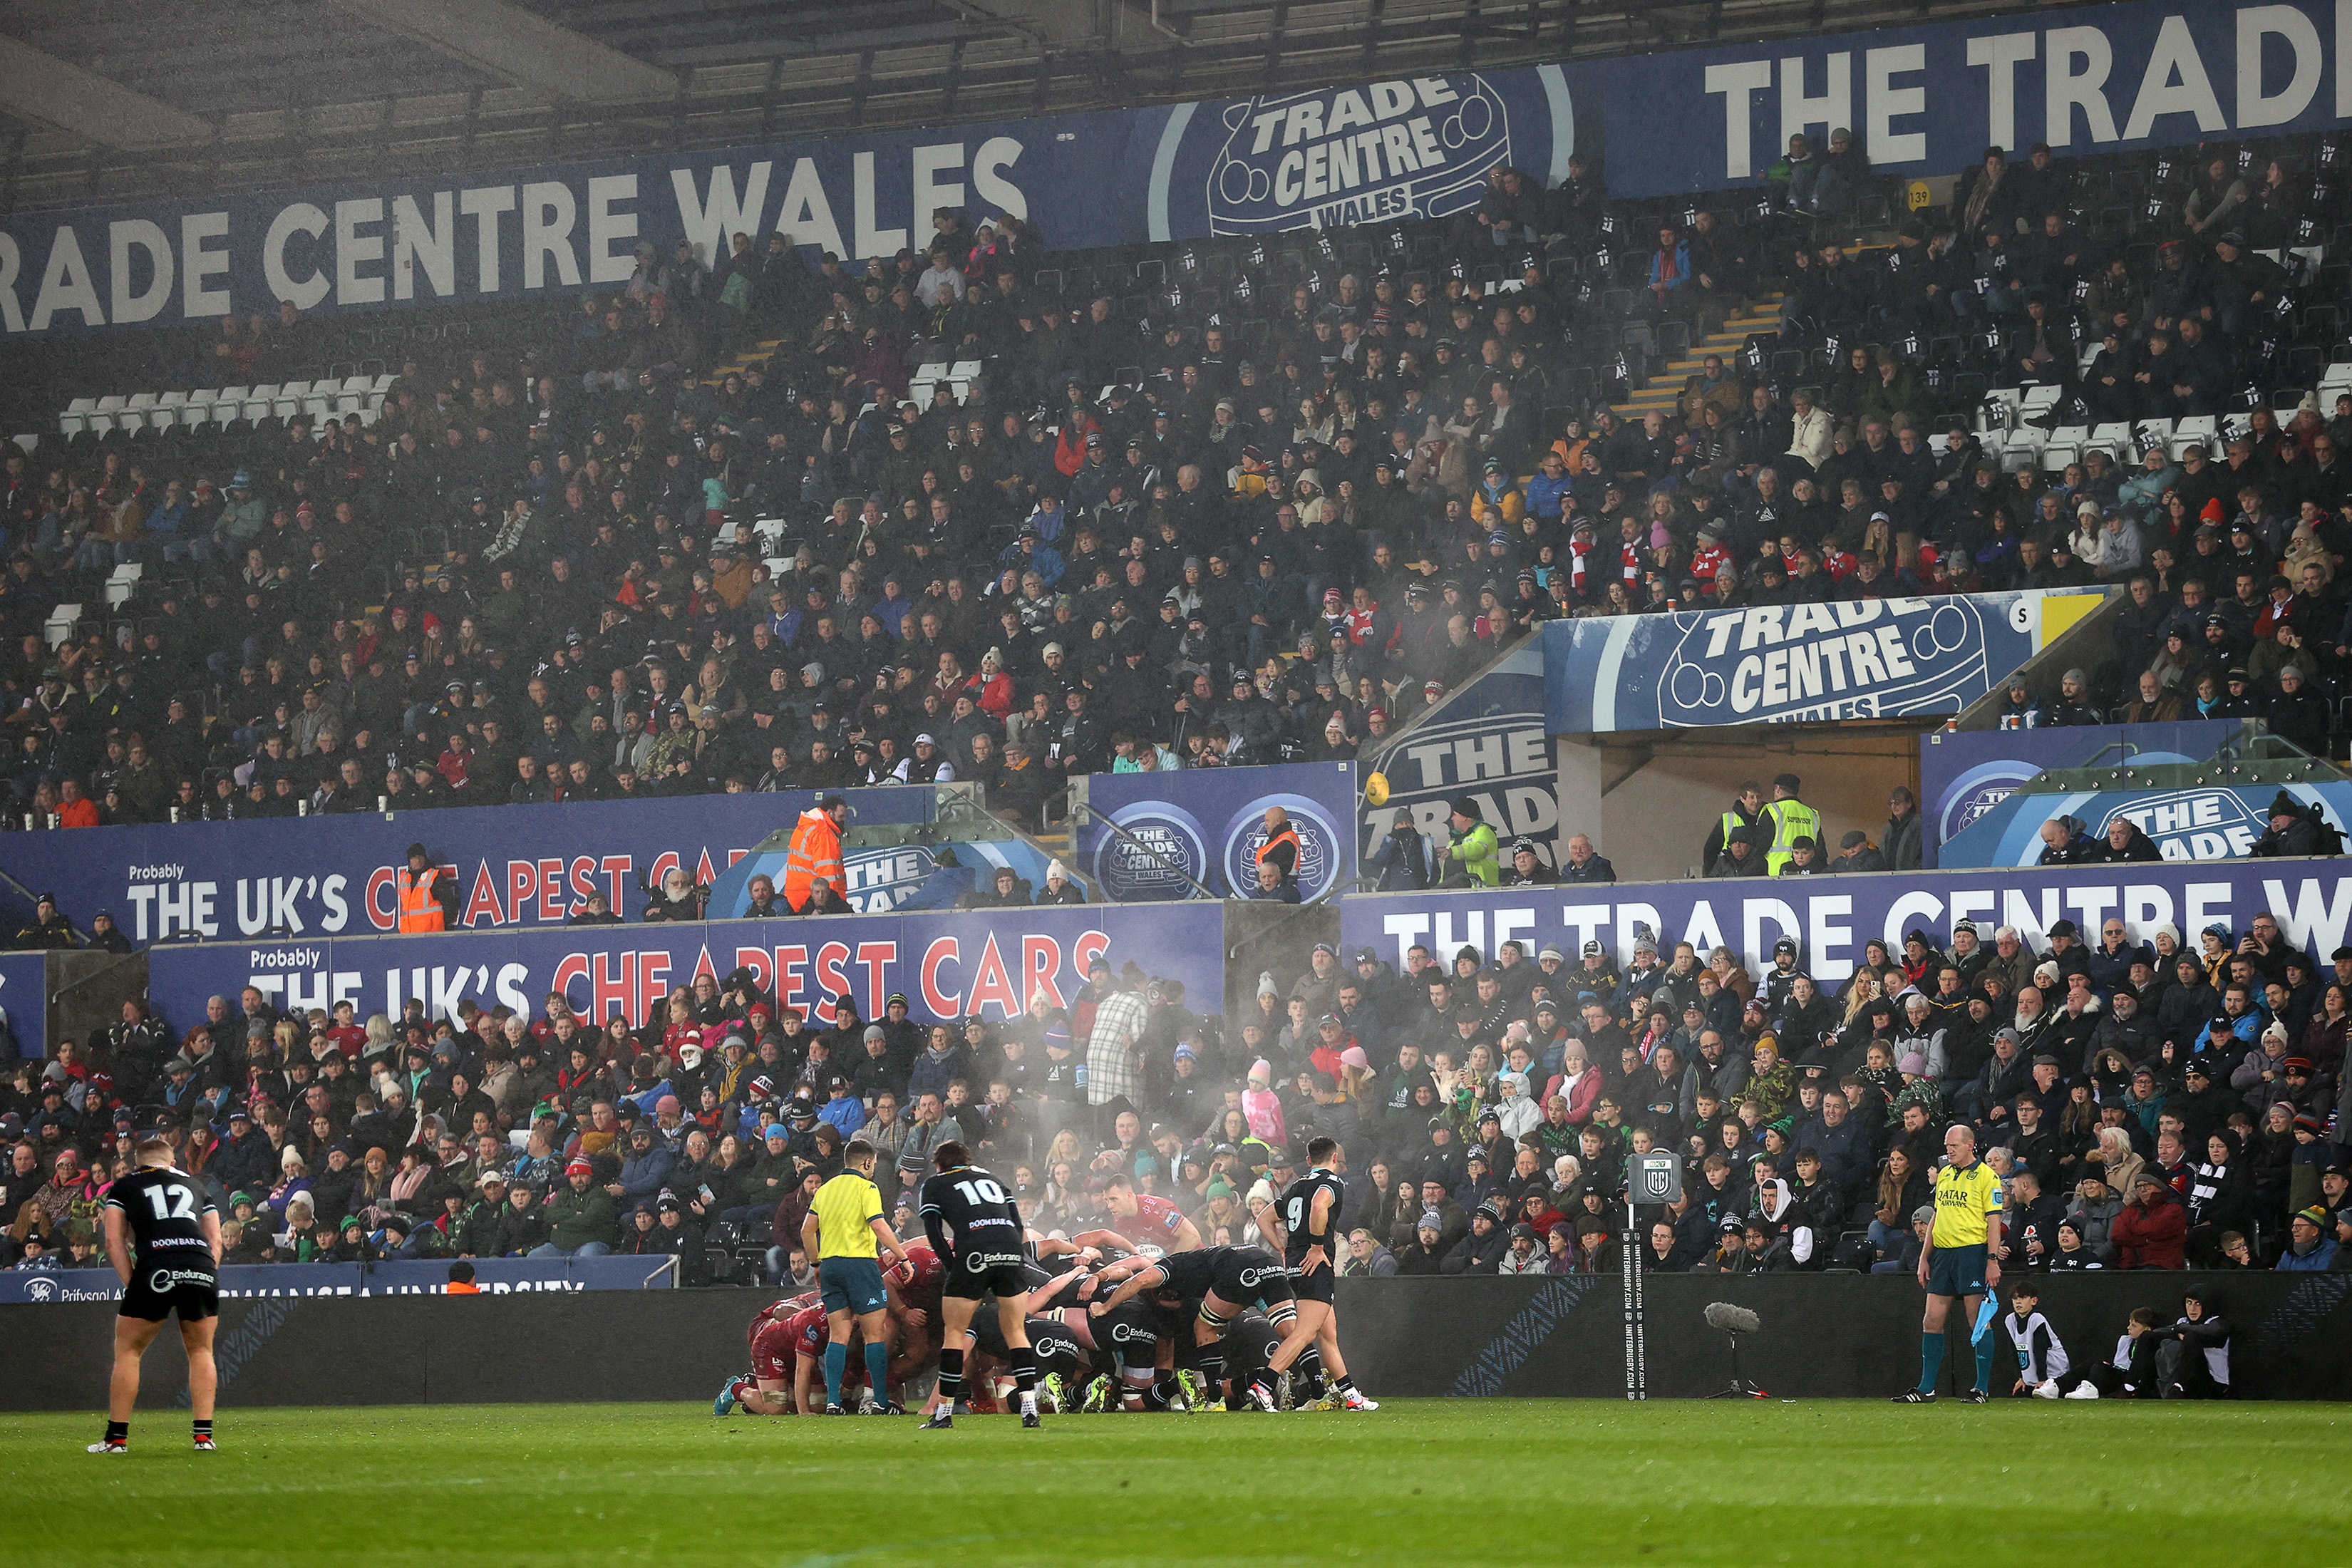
[1894,1122,2004,1403]
[800,1138,906,1415]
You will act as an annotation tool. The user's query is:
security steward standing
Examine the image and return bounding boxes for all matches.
[1760,773,1820,877]
[785,793,852,914]
[396,844,458,932]
[1256,805,1302,897]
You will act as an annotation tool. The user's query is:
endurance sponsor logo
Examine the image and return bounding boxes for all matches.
[146,1267,216,1292]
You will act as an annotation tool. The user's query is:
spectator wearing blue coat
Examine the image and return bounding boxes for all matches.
[2276,1205,2339,1269]
[1368,809,1434,890]
[905,1025,970,1105]
[616,1124,678,1206]
[816,1074,866,1138]
[1524,450,1572,521]
[1794,1088,1874,1198]
[997,527,1064,586]
[1024,492,1070,545]
[2084,923,2151,997]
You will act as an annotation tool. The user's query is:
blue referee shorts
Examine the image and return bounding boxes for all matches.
[818,1256,887,1316]
[1925,1242,1989,1299]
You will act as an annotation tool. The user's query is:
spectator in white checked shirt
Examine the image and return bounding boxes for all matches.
[1083,957,1150,1135]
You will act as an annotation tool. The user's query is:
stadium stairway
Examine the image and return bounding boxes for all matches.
[1612,294,1783,421]
[706,335,788,383]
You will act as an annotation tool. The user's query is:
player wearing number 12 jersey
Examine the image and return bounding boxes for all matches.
[915,1142,1043,1429]
[92,1130,224,1455]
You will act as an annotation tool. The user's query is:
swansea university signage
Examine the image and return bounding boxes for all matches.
[1544,589,2106,734]
[9,1,2352,338]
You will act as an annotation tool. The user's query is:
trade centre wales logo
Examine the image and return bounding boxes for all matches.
[1202,76,1515,233]
[1146,68,1575,241]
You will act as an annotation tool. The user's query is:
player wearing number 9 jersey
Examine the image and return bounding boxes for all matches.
[916,1142,1044,1429]
[1259,1136,1377,1411]
[92,1130,224,1455]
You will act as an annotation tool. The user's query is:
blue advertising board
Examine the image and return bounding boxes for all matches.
[6,1,2348,340]
[1360,639,1557,863]
[0,1254,674,1306]
[1340,860,2352,986]
[1942,778,2352,867]
[0,785,939,942]
[1076,761,1356,902]
[0,952,45,1058]
[142,902,1225,1031]
[1543,588,2108,734]
[708,828,1065,918]
[1919,720,2235,867]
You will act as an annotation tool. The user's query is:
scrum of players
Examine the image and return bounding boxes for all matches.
[713,1135,1378,1420]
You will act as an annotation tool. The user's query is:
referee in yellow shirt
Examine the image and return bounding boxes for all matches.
[1894,1123,2004,1403]
[800,1138,906,1415]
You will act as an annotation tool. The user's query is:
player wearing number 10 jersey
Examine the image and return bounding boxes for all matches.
[92,1130,224,1455]
[915,1142,1043,1429]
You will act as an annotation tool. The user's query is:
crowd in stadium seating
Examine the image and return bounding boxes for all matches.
[10,124,2352,870]
[9,117,2352,1279]
[8,902,2350,1279]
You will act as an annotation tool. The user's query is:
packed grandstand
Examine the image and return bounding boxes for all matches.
[3,0,2349,1319]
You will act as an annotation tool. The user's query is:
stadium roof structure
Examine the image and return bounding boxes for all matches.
[0,0,2042,212]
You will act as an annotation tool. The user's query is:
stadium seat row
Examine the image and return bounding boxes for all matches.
[56,376,398,437]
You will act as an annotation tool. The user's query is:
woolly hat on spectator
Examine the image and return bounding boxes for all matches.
[1418,1209,1444,1233]
[565,1159,592,1176]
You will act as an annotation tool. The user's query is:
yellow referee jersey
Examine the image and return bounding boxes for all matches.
[812,1170,883,1258]
[1931,1158,2003,1249]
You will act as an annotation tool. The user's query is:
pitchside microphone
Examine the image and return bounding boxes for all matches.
[1703,1303,1767,1398]
[1703,1302,1762,1336]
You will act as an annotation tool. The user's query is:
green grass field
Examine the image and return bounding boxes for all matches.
[6,1400,2342,1567]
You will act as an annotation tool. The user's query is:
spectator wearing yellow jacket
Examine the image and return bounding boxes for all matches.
[1438,796,1500,888]
[1470,458,1525,528]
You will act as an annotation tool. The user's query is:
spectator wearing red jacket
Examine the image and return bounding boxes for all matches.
[2111,1170,2188,1268]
